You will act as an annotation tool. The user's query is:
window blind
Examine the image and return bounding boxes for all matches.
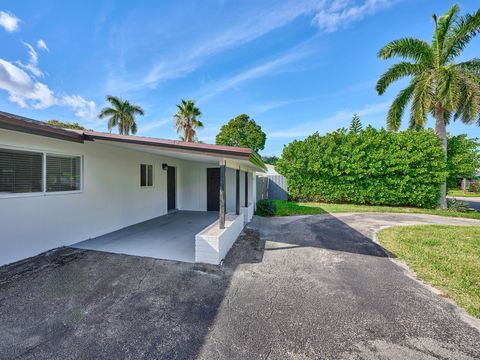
[0,149,43,193]
[46,155,81,192]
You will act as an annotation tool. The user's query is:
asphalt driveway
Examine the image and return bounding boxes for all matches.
[458,197,480,211]
[1,213,480,359]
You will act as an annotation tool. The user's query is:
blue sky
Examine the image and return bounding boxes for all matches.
[0,0,479,155]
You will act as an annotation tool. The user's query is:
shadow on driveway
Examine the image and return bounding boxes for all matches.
[0,228,263,360]
[1,214,479,359]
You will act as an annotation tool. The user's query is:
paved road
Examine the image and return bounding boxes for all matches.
[1,213,480,359]
[457,197,480,211]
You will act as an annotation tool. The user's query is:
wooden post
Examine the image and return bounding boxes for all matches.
[236,169,240,215]
[219,163,226,229]
[245,171,248,207]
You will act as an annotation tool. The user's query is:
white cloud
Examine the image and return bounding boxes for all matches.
[268,101,391,138]
[197,45,311,103]
[139,1,318,89]
[312,0,395,32]
[0,58,96,120]
[0,59,54,109]
[59,95,97,120]
[0,11,20,32]
[37,39,49,52]
[108,0,398,93]
[137,118,171,135]
[17,42,43,78]
[252,97,318,114]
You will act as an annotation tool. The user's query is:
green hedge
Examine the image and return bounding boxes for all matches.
[276,127,447,208]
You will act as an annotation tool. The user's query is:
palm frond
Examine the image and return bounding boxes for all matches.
[409,74,433,129]
[455,59,480,75]
[378,38,433,64]
[172,99,202,142]
[107,114,120,132]
[432,4,460,62]
[443,8,480,63]
[453,70,480,124]
[98,96,144,135]
[386,83,415,131]
[105,95,123,110]
[98,107,116,119]
[130,122,137,135]
[376,62,423,95]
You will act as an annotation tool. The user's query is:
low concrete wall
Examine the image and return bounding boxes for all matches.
[195,213,244,265]
[240,203,254,224]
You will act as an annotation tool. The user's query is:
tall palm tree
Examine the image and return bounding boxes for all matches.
[376,4,480,209]
[173,99,203,142]
[98,95,145,135]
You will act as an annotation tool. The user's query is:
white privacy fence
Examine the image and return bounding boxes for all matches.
[256,174,288,201]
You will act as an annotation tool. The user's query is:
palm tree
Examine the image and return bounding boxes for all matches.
[173,99,203,142]
[376,4,480,209]
[98,95,145,135]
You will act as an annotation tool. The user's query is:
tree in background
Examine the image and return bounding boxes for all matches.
[376,4,480,208]
[447,134,480,189]
[174,99,203,142]
[47,119,88,130]
[262,155,278,165]
[216,114,266,152]
[349,114,362,134]
[98,95,144,135]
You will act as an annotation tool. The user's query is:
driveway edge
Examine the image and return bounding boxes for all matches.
[371,224,480,332]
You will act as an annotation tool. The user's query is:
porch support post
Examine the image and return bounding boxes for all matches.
[245,171,248,207]
[236,169,240,215]
[219,163,226,229]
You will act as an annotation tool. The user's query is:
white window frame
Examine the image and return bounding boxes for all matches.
[140,163,154,188]
[0,144,84,199]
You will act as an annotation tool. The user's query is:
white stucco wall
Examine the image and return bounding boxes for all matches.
[0,129,219,266]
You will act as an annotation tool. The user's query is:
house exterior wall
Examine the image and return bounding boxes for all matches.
[0,129,218,266]
[225,167,236,213]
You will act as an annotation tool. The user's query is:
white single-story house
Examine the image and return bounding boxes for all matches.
[0,111,266,266]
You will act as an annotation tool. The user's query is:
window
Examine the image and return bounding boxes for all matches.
[46,154,81,192]
[0,147,82,196]
[0,149,43,193]
[140,164,153,187]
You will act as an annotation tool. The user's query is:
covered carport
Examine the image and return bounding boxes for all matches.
[72,211,218,262]
[69,131,265,264]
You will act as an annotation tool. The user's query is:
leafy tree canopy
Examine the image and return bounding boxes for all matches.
[47,119,89,130]
[216,114,266,152]
[262,155,279,165]
[447,134,480,188]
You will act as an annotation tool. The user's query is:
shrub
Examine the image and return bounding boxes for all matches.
[468,180,480,193]
[276,127,448,208]
[256,199,277,217]
[447,135,480,190]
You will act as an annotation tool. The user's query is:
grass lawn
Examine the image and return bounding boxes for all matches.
[448,189,480,198]
[378,225,480,318]
[271,200,480,220]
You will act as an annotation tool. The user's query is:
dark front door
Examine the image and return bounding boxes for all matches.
[167,166,176,211]
[206,168,220,211]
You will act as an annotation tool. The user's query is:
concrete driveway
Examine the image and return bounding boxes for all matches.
[72,211,218,263]
[1,213,480,359]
